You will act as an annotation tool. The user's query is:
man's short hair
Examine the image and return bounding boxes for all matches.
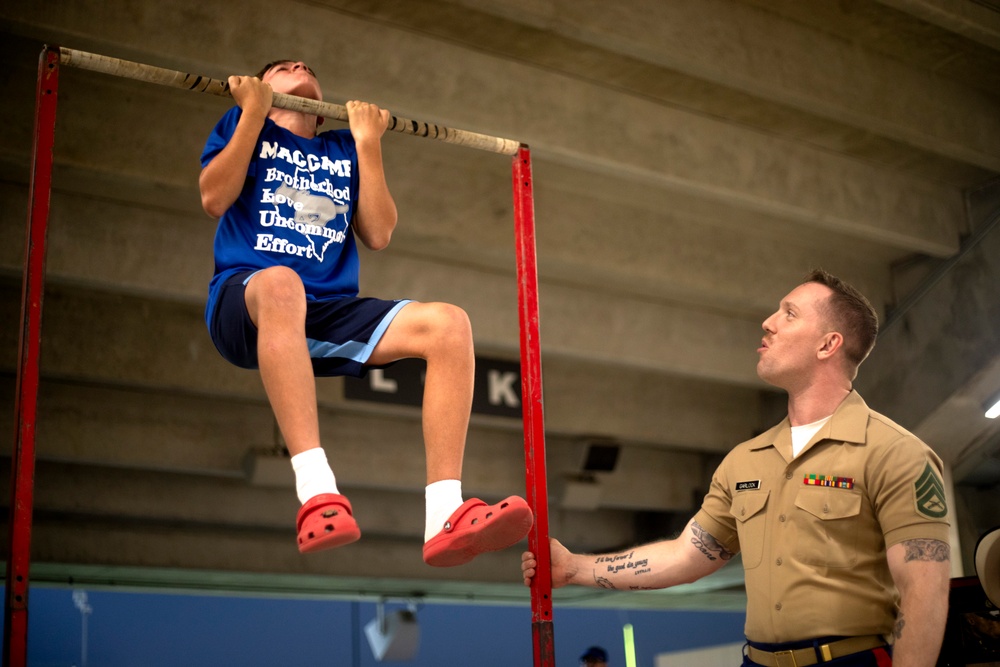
[806,269,879,374]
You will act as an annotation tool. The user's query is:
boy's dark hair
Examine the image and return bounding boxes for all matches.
[806,269,879,374]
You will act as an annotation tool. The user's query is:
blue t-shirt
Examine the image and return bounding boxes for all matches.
[201,107,361,325]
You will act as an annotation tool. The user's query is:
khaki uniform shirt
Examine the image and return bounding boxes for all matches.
[694,391,950,643]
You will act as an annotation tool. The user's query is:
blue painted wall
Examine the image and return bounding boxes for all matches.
[23,587,746,666]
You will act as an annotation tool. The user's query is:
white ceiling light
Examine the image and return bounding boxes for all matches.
[985,394,1000,420]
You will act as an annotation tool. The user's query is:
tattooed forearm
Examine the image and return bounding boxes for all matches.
[590,550,652,588]
[690,520,734,561]
[901,538,950,563]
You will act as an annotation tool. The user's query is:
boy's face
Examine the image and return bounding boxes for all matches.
[261,61,322,100]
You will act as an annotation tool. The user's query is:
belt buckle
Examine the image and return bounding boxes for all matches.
[774,650,798,667]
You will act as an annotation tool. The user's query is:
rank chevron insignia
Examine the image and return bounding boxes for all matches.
[914,462,948,519]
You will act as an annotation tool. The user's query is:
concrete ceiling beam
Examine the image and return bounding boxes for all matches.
[877,0,1000,51]
[445,0,1000,171]
[0,6,968,258]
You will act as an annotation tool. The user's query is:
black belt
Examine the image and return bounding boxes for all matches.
[746,635,887,667]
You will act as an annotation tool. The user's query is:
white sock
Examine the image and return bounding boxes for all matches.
[290,447,339,504]
[424,479,463,542]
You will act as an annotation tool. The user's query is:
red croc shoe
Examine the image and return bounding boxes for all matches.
[296,493,361,554]
[423,495,533,567]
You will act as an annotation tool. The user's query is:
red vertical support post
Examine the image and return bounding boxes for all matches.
[512,146,555,666]
[4,45,60,667]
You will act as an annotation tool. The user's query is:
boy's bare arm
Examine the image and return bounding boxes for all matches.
[348,100,398,250]
[199,76,272,219]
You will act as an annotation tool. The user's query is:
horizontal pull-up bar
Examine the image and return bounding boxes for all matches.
[57,47,522,156]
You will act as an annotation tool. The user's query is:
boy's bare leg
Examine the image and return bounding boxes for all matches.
[244,266,322,457]
[245,266,360,553]
[367,301,474,484]
[370,301,532,566]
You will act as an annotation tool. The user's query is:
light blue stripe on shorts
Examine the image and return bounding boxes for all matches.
[306,299,411,364]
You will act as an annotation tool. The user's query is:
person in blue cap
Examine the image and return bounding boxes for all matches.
[580,646,608,666]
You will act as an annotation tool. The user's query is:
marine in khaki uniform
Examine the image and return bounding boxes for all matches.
[522,270,951,667]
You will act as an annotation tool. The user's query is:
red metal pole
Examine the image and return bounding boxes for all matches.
[4,45,59,667]
[512,146,555,666]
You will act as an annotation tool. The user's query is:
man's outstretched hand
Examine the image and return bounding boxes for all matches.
[522,538,577,588]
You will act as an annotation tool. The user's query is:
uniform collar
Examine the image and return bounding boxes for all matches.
[748,390,870,456]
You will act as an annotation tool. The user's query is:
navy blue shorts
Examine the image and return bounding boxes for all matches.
[208,270,411,378]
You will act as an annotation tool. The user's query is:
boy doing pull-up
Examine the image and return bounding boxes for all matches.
[199,59,532,566]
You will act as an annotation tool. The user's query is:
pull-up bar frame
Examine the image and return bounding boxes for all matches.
[5,46,554,666]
